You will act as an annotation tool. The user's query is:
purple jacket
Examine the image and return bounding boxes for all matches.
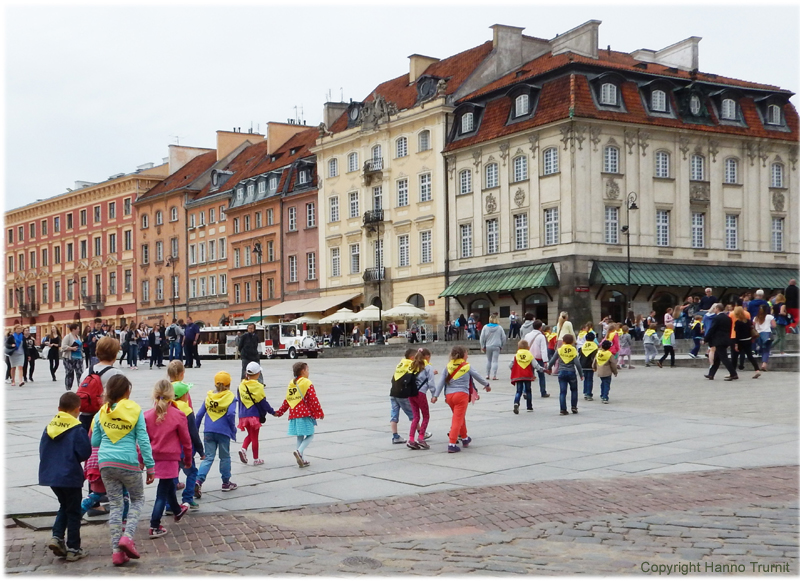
[196,396,238,441]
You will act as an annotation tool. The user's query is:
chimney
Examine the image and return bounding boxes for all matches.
[216,130,263,161]
[632,36,701,72]
[323,102,349,128]
[489,24,526,75]
[169,145,214,174]
[408,54,440,84]
[549,20,601,59]
[265,122,308,155]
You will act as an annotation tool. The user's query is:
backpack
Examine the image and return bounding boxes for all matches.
[77,365,110,415]
[167,325,177,340]
[390,369,419,399]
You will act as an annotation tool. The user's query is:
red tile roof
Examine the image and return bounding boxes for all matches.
[136,150,216,201]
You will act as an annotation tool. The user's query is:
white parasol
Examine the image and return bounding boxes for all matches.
[382,302,429,319]
[318,308,356,325]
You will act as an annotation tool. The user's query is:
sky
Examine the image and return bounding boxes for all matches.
[4,3,798,211]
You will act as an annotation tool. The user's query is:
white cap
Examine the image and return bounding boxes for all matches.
[246,361,263,375]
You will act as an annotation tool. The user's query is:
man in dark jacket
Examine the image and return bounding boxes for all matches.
[148,324,165,369]
[704,304,738,381]
[39,391,92,561]
[237,324,262,380]
[183,317,201,368]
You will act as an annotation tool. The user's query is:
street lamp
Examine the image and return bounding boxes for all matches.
[252,242,263,328]
[622,192,639,318]
[72,274,82,330]
[165,257,177,321]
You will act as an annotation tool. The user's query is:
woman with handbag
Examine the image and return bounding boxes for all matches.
[22,328,39,382]
[772,294,789,355]
[44,326,62,382]
[754,305,776,372]
[9,324,26,386]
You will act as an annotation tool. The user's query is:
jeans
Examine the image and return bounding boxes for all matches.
[127,343,138,367]
[759,332,773,364]
[513,381,533,409]
[389,396,414,423]
[51,487,83,550]
[484,346,500,378]
[735,340,760,372]
[774,325,787,353]
[174,457,197,504]
[582,369,594,396]
[535,359,547,395]
[63,358,83,390]
[150,478,181,529]
[100,467,145,551]
[558,372,579,411]
[197,433,231,484]
[408,392,430,441]
[169,341,182,361]
[23,358,35,381]
[445,391,469,444]
[600,376,612,400]
[690,337,702,357]
[150,345,163,368]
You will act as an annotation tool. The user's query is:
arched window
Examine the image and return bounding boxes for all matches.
[347,152,358,173]
[603,145,620,173]
[724,158,738,184]
[543,147,559,175]
[328,158,338,178]
[655,151,670,178]
[651,89,667,112]
[395,137,408,158]
[459,169,472,195]
[721,98,737,120]
[170,207,178,222]
[515,94,529,117]
[690,154,705,181]
[690,95,702,115]
[371,144,382,161]
[512,156,528,182]
[141,214,149,229]
[600,83,617,105]
[461,112,474,133]
[767,104,782,125]
[418,130,430,152]
[485,162,499,189]
[407,294,425,308]
[772,162,785,188]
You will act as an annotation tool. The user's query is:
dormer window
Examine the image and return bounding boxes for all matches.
[515,94,529,117]
[461,112,474,133]
[258,180,266,194]
[298,169,309,185]
[211,170,219,187]
[246,183,254,197]
[690,95,701,115]
[767,104,782,125]
[236,186,244,202]
[600,83,617,105]
[651,90,667,112]
[721,98,737,120]
[268,176,278,191]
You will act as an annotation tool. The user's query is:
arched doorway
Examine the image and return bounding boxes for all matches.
[469,299,490,326]
[523,293,549,325]
[407,294,425,309]
[652,292,678,324]
[370,296,383,309]
[601,290,625,323]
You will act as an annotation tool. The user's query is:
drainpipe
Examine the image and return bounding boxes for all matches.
[279,163,298,305]
[443,113,451,325]
[183,191,189,320]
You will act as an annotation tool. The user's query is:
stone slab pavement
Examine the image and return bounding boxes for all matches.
[5,356,798,516]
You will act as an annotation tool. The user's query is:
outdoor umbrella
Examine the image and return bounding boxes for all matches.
[318,308,355,325]
[382,302,429,319]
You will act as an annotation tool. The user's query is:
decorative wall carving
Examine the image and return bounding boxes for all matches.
[445,155,456,179]
[528,133,539,158]
[498,142,509,165]
[679,137,691,160]
[574,124,587,150]
[772,191,786,212]
[638,131,650,157]
[708,139,719,162]
[789,145,798,170]
[689,182,710,203]
[359,94,399,131]
[436,79,448,97]
[472,149,482,168]
[514,188,525,208]
[623,131,637,155]
[590,126,601,152]
[758,143,769,167]
[605,179,620,200]
[560,125,573,151]
[745,142,757,166]
[485,193,498,214]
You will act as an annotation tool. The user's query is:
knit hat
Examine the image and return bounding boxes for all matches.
[214,371,232,386]
[173,381,193,398]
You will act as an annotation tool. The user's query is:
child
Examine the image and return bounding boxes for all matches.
[144,380,192,539]
[643,324,660,367]
[546,334,583,415]
[592,340,618,403]
[39,391,92,562]
[579,331,599,401]
[606,323,621,358]
[509,340,542,414]
[431,346,491,453]
[576,323,592,349]
[544,326,557,362]
[389,349,417,445]
[689,315,704,359]
[92,375,155,566]
[273,362,325,467]
[407,348,436,449]
[169,362,204,510]
[195,371,239,495]
[617,325,634,369]
[237,362,275,466]
[657,323,676,368]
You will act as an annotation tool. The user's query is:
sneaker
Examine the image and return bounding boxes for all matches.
[541,393,550,398]
[688,353,697,359]
[447,444,461,453]
[424,432,433,440]
[753,371,762,379]
[392,434,406,444]
[571,408,579,414]
[301,460,310,467]
[560,410,569,415]
[194,482,202,499]
[461,436,472,448]
[238,449,248,464]
[406,441,420,450]
[253,458,264,466]
[149,526,168,539]
[417,440,430,450]
[585,396,593,401]
[66,548,88,562]
[187,500,200,511]
[47,536,67,557]
[176,482,185,491]
[657,361,663,368]
[221,481,238,492]
[112,551,130,566]
[118,535,140,559]
[174,503,190,522]
[513,403,519,414]
[602,398,609,404]
[293,450,305,467]
[527,408,534,412]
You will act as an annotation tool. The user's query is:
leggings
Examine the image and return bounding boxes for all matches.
[408,391,430,442]
[49,358,60,380]
[445,391,469,445]
[735,341,760,372]
[5,357,10,380]
[242,425,260,459]
[127,343,138,367]
[99,467,145,552]
[485,346,501,378]
[23,358,35,380]
[296,435,314,457]
[63,358,83,390]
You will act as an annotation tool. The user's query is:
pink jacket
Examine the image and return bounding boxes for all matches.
[143,404,192,479]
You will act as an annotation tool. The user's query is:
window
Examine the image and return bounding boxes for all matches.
[289,255,298,282]
[514,213,528,250]
[772,217,785,252]
[155,210,163,226]
[771,163,784,188]
[725,214,738,250]
[220,274,227,295]
[234,284,240,304]
[767,104,782,125]
[396,179,408,207]
[265,278,273,299]
[29,251,36,269]
[41,248,48,266]
[80,209,87,226]
[459,169,472,195]
[460,223,473,258]
[171,275,179,299]
[66,243,73,262]
[170,207,178,222]
[18,254,24,271]
[655,151,670,178]
[544,208,559,246]
[93,206,101,223]
[513,156,528,182]
[67,279,74,300]
[199,211,205,226]
[109,233,116,253]
[141,244,149,264]
[306,202,316,228]
[199,277,206,297]
[247,183,255,198]
[603,146,619,174]
[267,240,274,262]
[42,283,48,304]
[29,223,35,239]
[348,152,358,173]
[461,112,474,133]
[419,173,432,202]
[420,231,432,264]
[18,226,24,241]
[721,98,736,120]
[209,208,215,223]
[371,144,382,162]
[233,218,240,233]
[220,237,227,259]
[142,280,150,302]
[268,176,278,191]
[604,206,619,244]
[54,217,60,232]
[350,244,360,274]
[256,180,265,196]
[331,247,341,277]
[156,278,164,301]
[156,241,164,262]
[41,219,47,235]
[600,83,617,105]
[329,158,339,178]
[307,252,316,280]
[7,229,12,244]
[54,245,61,264]
[515,94,529,117]
[543,147,559,175]
[190,279,197,299]
[724,158,738,184]
[288,207,297,231]
[244,245,251,266]
[485,163,499,189]
[418,130,430,152]
[298,169,310,185]
[124,230,132,251]
[651,90,667,112]
[94,237,101,256]
[80,240,87,259]
[656,210,670,247]
[244,215,251,231]
[209,239,216,261]
[690,154,705,181]
[109,273,117,296]
[691,212,705,249]
[486,218,499,254]
[398,234,410,267]
[374,238,384,270]
[396,136,408,158]
[124,198,131,216]
[66,213,73,230]
[236,186,244,203]
[54,281,61,302]
[141,214,149,229]
[690,95,702,115]
[7,255,14,273]
[189,244,196,265]
[349,192,359,218]
[189,214,196,228]
[329,196,340,222]
[124,270,132,293]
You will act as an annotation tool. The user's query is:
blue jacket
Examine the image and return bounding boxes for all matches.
[196,396,238,441]
[39,423,92,488]
[237,397,274,421]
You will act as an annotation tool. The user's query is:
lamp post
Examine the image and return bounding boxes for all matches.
[165,257,177,321]
[252,242,263,327]
[622,192,639,318]
[72,274,82,330]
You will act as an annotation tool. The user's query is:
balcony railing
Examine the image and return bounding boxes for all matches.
[363,209,384,225]
[363,267,385,282]
[19,303,39,317]
[82,294,106,309]
[363,158,383,173]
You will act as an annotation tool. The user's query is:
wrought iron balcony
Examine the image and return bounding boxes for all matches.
[363,209,384,225]
[363,158,383,173]
[82,293,106,310]
[19,303,39,317]
[362,267,385,282]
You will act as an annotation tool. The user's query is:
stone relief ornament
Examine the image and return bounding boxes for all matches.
[560,125,573,151]
[638,131,650,157]
[788,145,798,171]
[359,94,398,131]
[679,137,691,160]
[758,144,769,167]
[528,133,539,158]
[574,124,587,151]
[590,126,602,152]
[745,141,757,166]
[514,188,526,208]
[708,139,719,162]
[690,182,710,203]
[445,155,456,179]
[498,142,510,165]
[436,79,448,96]
[623,131,637,155]
[485,193,498,214]
[605,178,620,200]
[472,150,482,168]
[772,191,785,212]
[317,122,332,138]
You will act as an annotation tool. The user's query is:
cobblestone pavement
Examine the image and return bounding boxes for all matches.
[7,465,798,575]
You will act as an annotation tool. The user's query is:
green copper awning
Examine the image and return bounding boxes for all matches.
[590,261,798,289]
[440,263,559,297]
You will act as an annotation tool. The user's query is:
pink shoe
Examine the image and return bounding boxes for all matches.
[253,458,264,466]
[112,551,130,566]
[118,535,140,559]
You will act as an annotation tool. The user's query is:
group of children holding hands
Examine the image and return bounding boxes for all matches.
[38,335,324,566]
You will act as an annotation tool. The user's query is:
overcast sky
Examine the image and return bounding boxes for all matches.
[5,4,798,210]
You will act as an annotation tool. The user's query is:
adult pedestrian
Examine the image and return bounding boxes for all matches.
[519,313,535,339]
[704,304,738,381]
[523,319,550,398]
[183,317,201,368]
[772,294,789,355]
[166,318,183,361]
[480,314,506,381]
[753,305,775,372]
[124,323,138,369]
[148,324,165,369]
[698,288,718,313]
[77,336,124,430]
[5,331,15,383]
[732,307,761,379]
[118,324,129,366]
[44,325,62,381]
[237,323,263,381]
[467,313,477,340]
[746,289,769,321]
[784,279,799,332]
[352,323,361,346]
[508,311,519,339]
[9,324,26,386]
[136,322,149,363]
[330,323,341,347]
[81,325,92,369]
[22,328,39,382]
[88,318,106,367]
[61,323,85,390]
[456,313,467,340]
